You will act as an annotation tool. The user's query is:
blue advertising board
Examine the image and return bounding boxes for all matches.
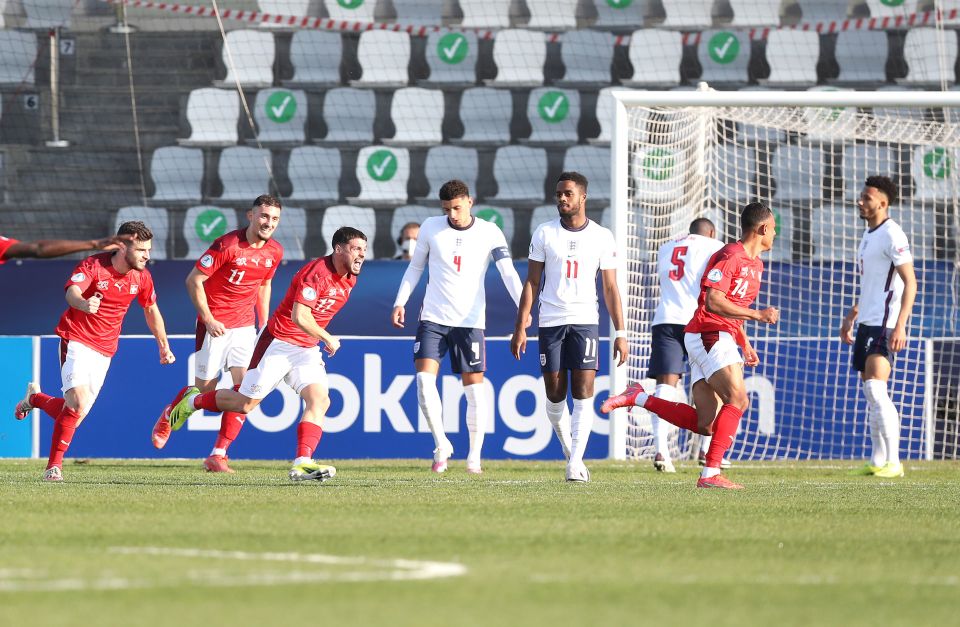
[0,337,36,457]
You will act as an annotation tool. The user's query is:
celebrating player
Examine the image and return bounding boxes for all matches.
[163,227,367,482]
[0,233,133,264]
[13,221,175,482]
[391,180,524,474]
[151,195,284,474]
[647,218,724,473]
[601,201,779,489]
[511,172,628,482]
[840,175,916,479]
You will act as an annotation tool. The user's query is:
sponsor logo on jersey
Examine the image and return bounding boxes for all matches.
[302,287,317,301]
[707,268,723,282]
[250,257,260,266]
[97,280,109,290]
[71,272,86,283]
[130,284,139,295]
[200,254,214,268]
[328,288,338,296]
[266,259,273,268]
[236,257,247,266]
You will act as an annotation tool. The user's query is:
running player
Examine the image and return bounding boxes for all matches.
[151,195,283,474]
[1,233,132,263]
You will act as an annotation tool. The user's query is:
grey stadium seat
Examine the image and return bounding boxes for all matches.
[522,88,581,147]
[698,29,751,85]
[422,30,478,88]
[452,87,512,146]
[488,146,548,207]
[149,146,204,204]
[252,88,307,146]
[418,146,479,204]
[317,87,375,146]
[216,146,273,203]
[557,30,615,88]
[286,146,341,205]
[115,206,170,260]
[831,30,888,85]
[286,31,342,88]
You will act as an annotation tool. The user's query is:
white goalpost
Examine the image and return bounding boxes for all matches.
[608,87,960,462]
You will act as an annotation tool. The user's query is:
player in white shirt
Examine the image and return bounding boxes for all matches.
[511,172,628,482]
[840,175,916,479]
[392,180,524,474]
[648,218,724,473]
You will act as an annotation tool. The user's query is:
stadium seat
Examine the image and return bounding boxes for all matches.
[323,0,376,21]
[184,205,239,258]
[384,87,444,147]
[831,30,888,85]
[352,30,410,88]
[587,86,617,145]
[760,30,819,87]
[349,145,410,207]
[418,146,479,203]
[771,144,824,201]
[600,206,611,228]
[390,204,438,257]
[811,204,860,261]
[257,0,310,25]
[864,0,919,18]
[911,145,960,201]
[214,30,275,89]
[394,0,444,25]
[24,0,72,29]
[459,0,511,28]
[556,29,615,88]
[486,29,546,88]
[473,205,515,248]
[592,0,646,31]
[216,146,273,203]
[697,30,751,85]
[286,146,341,205]
[525,0,577,30]
[0,31,36,88]
[562,145,611,202]
[272,206,307,260]
[252,88,307,146]
[727,0,781,27]
[659,0,714,30]
[488,146,547,207]
[794,0,849,22]
[898,28,958,87]
[321,205,377,257]
[623,30,683,87]
[529,204,556,232]
[421,30,478,88]
[872,86,928,122]
[451,86,512,146]
[630,146,685,204]
[768,205,793,262]
[801,86,857,142]
[149,146,204,204]
[178,88,240,147]
[896,204,935,260]
[316,87,375,146]
[842,144,901,201]
[286,31,342,88]
[714,143,757,204]
[115,206,170,260]
[522,87,580,146]
[733,86,786,144]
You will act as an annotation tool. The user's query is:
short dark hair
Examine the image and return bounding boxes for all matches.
[689,217,715,236]
[558,171,588,193]
[740,201,773,232]
[439,179,471,201]
[252,194,282,210]
[865,175,897,205]
[332,226,367,249]
[117,220,153,241]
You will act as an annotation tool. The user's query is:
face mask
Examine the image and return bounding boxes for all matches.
[402,238,417,256]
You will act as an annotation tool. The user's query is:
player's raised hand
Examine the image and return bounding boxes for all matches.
[757,306,779,324]
[83,295,102,314]
[323,335,341,357]
[159,346,176,364]
[510,328,526,360]
[391,305,405,328]
[204,316,227,337]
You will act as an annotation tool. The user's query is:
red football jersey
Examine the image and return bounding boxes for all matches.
[195,229,283,328]
[55,252,157,357]
[685,241,764,340]
[0,235,19,264]
[267,256,356,348]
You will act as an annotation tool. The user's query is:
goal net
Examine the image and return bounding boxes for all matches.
[609,88,960,462]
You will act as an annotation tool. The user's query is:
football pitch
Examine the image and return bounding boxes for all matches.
[2,459,958,626]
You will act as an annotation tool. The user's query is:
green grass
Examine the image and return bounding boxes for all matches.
[2,459,959,626]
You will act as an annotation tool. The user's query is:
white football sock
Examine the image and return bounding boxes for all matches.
[700,435,712,455]
[545,399,572,460]
[416,372,448,450]
[293,456,311,466]
[569,398,593,465]
[701,466,721,479]
[464,383,486,465]
[864,378,900,464]
[866,402,886,467]
[652,384,675,458]
[211,447,227,457]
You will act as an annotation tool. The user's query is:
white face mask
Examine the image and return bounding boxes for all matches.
[401,238,417,255]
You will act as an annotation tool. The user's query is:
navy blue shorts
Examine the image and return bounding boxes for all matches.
[648,323,688,378]
[852,324,895,372]
[414,321,485,374]
[538,324,600,372]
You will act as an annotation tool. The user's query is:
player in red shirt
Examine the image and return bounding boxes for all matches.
[163,226,367,482]
[0,233,132,264]
[151,195,284,473]
[601,202,780,489]
[12,221,176,482]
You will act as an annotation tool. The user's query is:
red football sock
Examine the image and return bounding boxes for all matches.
[705,404,744,469]
[296,422,323,459]
[47,405,81,469]
[30,393,64,420]
[643,396,701,432]
[214,412,246,451]
[193,391,221,412]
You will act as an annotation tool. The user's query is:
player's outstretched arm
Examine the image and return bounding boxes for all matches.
[890,262,917,352]
[185,267,226,337]
[839,304,858,345]
[511,261,543,360]
[293,302,340,356]
[144,304,176,364]
[601,268,629,367]
[5,234,133,260]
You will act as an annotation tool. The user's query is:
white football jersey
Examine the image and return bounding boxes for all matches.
[857,218,912,328]
[529,218,617,326]
[652,233,724,326]
[412,215,512,329]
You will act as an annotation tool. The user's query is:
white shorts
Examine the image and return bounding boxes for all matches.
[60,339,111,400]
[683,331,743,385]
[194,324,256,380]
[239,335,327,400]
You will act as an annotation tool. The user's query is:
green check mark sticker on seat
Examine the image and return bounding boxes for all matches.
[337,0,364,8]
[923,148,952,179]
[437,33,468,65]
[708,32,739,65]
[265,90,296,123]
[475,208,504,229]
[537,91,568,123]
[367,149,397,182]
[880,0,904,6]
[605,0,632,7]
[196,209,227,242]
[642,148,674,181]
